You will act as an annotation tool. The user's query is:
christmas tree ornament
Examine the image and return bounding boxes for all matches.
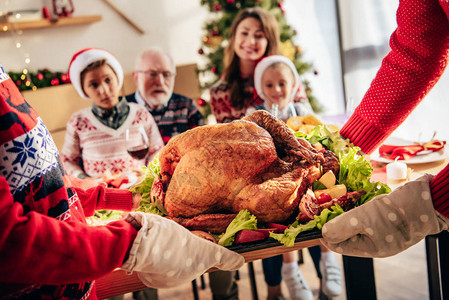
[197,98,207,107]
[280,40,296,61]
[211,28,220,36]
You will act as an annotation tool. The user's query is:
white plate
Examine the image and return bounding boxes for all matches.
[370,136,449,164]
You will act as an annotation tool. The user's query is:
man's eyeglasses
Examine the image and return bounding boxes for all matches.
[135,70,176,80]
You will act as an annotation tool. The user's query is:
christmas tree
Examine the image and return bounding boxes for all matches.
[197,0,322,116]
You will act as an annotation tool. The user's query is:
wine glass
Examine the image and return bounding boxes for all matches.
[125,126,150,163]
[271,103,279,118]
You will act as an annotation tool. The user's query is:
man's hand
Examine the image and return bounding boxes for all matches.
[121,212,245,288]
[321,175,449,258]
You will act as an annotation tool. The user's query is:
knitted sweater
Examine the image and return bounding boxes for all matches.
[210,77,259,123]
[340,0,449,218]
[0,69,138,299]
[60,103,163,178]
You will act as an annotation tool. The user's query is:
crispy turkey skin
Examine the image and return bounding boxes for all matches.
[153,110,324,232]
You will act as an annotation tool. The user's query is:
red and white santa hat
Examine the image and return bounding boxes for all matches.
[68,48,123,99]
[254,55,301,102]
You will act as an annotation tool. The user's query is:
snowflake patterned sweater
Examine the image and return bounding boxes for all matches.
[340,0,449,218]
[0,67,138,299]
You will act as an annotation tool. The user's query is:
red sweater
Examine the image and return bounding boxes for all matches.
[340,0,449,218]
[0,70,138,298]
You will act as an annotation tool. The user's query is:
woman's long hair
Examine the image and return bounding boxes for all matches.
[223,7,280,110]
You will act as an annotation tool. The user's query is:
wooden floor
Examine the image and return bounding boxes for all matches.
[122,240,429,300]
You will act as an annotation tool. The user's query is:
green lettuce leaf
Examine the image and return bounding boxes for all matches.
[218,209,258,246]
[270,205,345,247]
[130,156,167,215]
[338,147,391,205]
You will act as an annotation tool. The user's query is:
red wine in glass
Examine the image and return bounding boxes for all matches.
[127,146,149,160]
[125,127,150,162]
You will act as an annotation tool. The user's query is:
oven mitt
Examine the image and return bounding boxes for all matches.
[121,212,245,288]
[321,174,449,258]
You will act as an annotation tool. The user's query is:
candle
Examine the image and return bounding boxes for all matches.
[386,160,408,181]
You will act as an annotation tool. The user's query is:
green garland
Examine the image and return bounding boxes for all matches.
[8,69,71,92]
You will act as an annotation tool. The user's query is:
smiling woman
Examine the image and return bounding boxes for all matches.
[209,7,280,123]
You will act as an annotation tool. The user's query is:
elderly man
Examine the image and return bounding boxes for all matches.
[126,48,205,145]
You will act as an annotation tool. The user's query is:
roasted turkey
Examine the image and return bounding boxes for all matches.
[151,110,330,233]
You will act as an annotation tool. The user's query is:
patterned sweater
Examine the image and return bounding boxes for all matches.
[0,68,138,299]
[210,77,259,123]
[60,103,163,178]
[340,0,449,218]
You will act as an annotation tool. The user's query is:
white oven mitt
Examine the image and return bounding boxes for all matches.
[321,174,449,258]
[121,212,244,288]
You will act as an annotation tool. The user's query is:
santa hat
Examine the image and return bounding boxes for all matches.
[68,48,123,99]
[254,55,301,102]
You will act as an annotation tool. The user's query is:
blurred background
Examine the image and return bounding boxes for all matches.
[1,0,448,141]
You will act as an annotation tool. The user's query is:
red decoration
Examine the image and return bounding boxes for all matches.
[277,2,283,8]
[227,0,235,3]
[211,67,217,73]
[37,73,44,80]
[42,6,50,19]
[16,80,21,86]
[50,78,60,85]
[198,48,204,55]
[211,28,220,36]
[213,4,222,11]
[314,70,319,75]
[61,73,70,83]
[197,98,207,107]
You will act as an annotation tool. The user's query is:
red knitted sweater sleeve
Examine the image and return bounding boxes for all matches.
[66,175,134,217]
[0,176,138,285]
[341,0,449,152]
[340,0,449,218]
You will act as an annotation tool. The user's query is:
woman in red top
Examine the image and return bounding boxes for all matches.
[209,7,280,123]
[321,0,449,257]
